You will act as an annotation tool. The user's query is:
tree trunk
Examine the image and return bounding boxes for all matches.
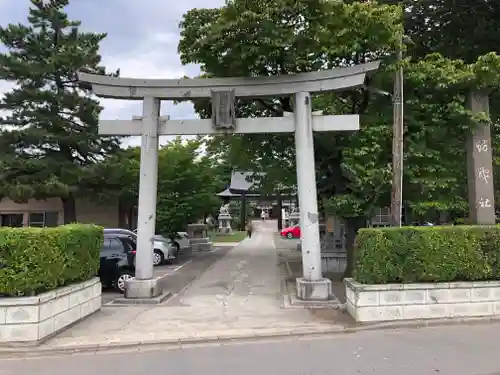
[126,206,135,230]
[240,194,247,231]
[118,199,127,228]
[61,194,77,224]
[130,206,138,229]
[343,216,366,279]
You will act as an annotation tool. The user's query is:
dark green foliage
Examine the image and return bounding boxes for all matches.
[180,1,500,222]
[181,0,403,201]
[81,139,228,236]
[354,226,500,284]
[155,139,222,237]
[178,0,500,277]
[379,0,500,63]
[0,224,102,296]
[0,0,120,222]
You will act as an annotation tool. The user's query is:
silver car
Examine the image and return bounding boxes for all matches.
[104,229,189,266]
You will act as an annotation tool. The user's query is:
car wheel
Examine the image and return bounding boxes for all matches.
[287,232,293,239]
[115,270,134,293]
[153,249,164,266]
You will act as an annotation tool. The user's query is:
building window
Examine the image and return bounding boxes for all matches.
[28,212,59,227]
[0,214,23,227]
[371,207,391,226]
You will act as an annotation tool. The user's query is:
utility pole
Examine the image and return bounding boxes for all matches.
[390,36,404,227]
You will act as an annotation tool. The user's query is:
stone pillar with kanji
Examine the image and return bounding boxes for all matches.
[466,90,496,225]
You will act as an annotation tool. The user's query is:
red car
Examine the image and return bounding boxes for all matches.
[280,225,300,239]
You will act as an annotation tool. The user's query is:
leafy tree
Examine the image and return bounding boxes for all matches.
[85,139,223,236]
[180,0,402,201]
[155,139,221,237]
[179,0,401,275]
[380,0,500,64]
[0,0,120,223]
[379,0,500,210]
[79,147,140,228]
[179,0,500,277]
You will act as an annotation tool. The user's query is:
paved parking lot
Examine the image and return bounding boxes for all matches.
[101,247,231,304]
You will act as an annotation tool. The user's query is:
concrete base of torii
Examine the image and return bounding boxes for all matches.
[296,277,333,301]
[124,278,162,299]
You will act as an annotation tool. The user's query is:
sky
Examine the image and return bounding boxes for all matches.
[0,0,225,146]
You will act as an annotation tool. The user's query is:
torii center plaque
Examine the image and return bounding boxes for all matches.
[78,61,380,301]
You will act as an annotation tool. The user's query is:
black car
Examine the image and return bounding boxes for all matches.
[99,233,136,293]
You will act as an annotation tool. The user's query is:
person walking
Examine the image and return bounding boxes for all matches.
[246,221,253,238]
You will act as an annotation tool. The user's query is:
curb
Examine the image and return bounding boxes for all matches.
[0,327,346,358]
[213,242,240,247]
[3,316,500,359]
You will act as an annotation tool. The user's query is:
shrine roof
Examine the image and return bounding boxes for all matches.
[216,188,239,197]
[229,171,256,194]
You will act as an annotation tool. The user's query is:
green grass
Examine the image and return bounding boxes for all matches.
[208,230,247,242]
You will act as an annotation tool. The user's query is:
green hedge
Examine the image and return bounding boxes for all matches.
[354,225,500,284]
[0,224,103,297]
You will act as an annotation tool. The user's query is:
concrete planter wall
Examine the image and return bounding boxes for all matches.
[345,278,500,323]
[0,277,101,345]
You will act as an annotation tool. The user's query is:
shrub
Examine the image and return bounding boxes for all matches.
[0,224,103,296]
[354,225,500,284]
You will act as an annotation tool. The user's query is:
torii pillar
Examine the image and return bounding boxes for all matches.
[78,61,380,301]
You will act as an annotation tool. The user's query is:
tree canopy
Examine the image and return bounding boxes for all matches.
[155,139,222,237]
[0,0,120,223]
[178,0,500,275]
[179,0,403,200]
[83,139,226,236]
[379,0,500,206]
[380,0,500,64]
[179,0,500,217]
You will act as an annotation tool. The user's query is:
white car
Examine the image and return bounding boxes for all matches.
[104,229,190,266]
[153,232,190,252]
[136,230,191,265]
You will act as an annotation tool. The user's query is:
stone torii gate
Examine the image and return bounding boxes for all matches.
[78,62,379,301]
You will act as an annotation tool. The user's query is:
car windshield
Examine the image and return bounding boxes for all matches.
[104,229,136,237]
[153,234,170,242]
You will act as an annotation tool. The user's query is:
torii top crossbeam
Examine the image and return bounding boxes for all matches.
[77,61,380,100]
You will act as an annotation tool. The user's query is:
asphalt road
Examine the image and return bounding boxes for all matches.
[102,247,230,304]
[3,323,500,375]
